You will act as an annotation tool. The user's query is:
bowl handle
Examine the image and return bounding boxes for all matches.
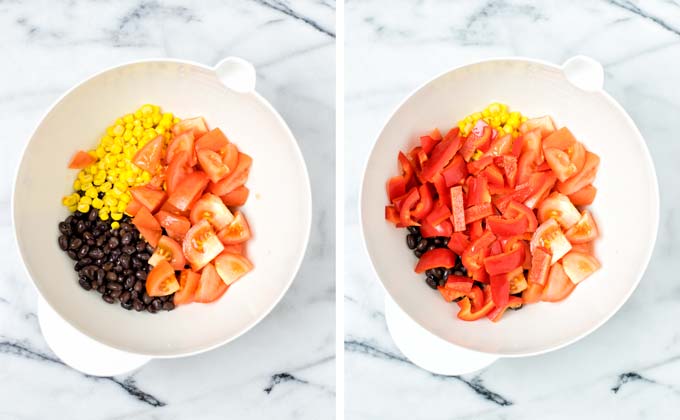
[214,57,257,93]
[561,55,604,92]
[37,297,151,377]
[384,295,498,375]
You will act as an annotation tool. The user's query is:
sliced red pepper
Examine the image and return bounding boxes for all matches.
[420,135,439,155]
[411,184,435,221]
[503,235,532,269]
[524,172,557,209]
[464,203,494,224]
[484,245,525,275]
[462,230,496,273]
[490,273,510,309]
[469,219,484,241]
[503,200,538,232]
[424,200,451,226]
[447,232,470,255]
[527,246,552,285]
[397,151,416,189]
[441,155,468,187]
[493,183,532,213]
[420,218,453,238]
[430,128,443,141]
[398,187,420,227]
[456,295,495,321]
[467,155,494,175]
[468,285,485,311]
[432,173,451,208]
[489,240,503,255]
[487,296,523,322]
[460,125,492,162]
[438,287,467,302]
[387,176,407,202]
[421,128,462,182]
[480,164,504,186]
[466,176,491,207]
[385,205,400,225]
[450,186,466,232]
[494,155,518,188]
[444,275,474,292]
[486,214,529,237]
[414,248,457,273]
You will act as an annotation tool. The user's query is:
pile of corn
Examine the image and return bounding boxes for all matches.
[62,104,180,228]
[457,102,528,138]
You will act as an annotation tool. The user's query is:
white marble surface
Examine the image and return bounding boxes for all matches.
[0,1,334,418]
[345,1,680,419]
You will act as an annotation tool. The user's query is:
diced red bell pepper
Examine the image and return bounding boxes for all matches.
[484,244,525,275]
[469,219,484,241]
[480,164,504,187]
[438,287,467,302]
[432,173,451,208]
[493,183,532,213]
[486,214,529,237]
[503,200,538,232]
[468,285,485,311]
[494,155,518,188]
[442,155,468,187]
[385,205,400,225]
[464,203,494,224]
[420,218,453,238]
[450,186,466,232]
[387,176,407,202]
[447,232,470,255]
[411,184,435,221]
[489,240,503,255]
[466,176,491,207]
[430,128,443,141]
[421,128,462,182]
[424,200,451,226]
[414,248,457,273]
[490,273,510,309]
[399,187,420,227]
[487,296,523,322]
[420,135,439,155]
[524,172,557,209]
[462,230,496,273]
[444,275,474,292]
[467,155,494,175]
[503,235,532,269]
[460,125,492,162]
[527,246,552,285]
[456,294,495,321]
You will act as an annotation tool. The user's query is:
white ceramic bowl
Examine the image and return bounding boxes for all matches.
[13,58,312,357]
[361,57,659,357]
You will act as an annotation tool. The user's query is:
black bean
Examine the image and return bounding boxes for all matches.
[124,276,135,289]
[135,271,147,280]
[121,233,132,245]
[83,231,94,241]
[434,237,444,246]
[95,236,106,247]
[437,277,447,287]
[142,292,152,305]
[86,239,96,246]
[68,237,82,250]
[133,281,144,293]
[89,248,104,259]
[146,244,155,254]
[122,245,135,255]
[96,269,105,284]
[406,234,418,250]
[102,262,114,271]
[425,276,438,289]
[119,254,131,269]
[58,235,69,250]
[76,221,86,233]
[107,237,119,249]
[88,209,98,222]
[109,289,122,298]
[416,239,429,252]
[151,299,162,311]
[110,249,122,260]
[162,301,175,311]
[408,226,420,234]
[78,278,92,290]
[58,222,70,235]
[133,299,145,311]
[102,294,115,304]
[120,291,131,303]
[135,242,146,252]
[441,269,449,281]
[97,285,106,294]
[130,290,139,300]
[113,264,123,273]
[132,258,142,269]
[426,244,437,252]
[137,252,151,261]
[66,215,75,225]
[453,270,464,277]
[67,250,78,260]
[425,268,437,279]
[414,250,423,258]
[121,301,133,310]
[77,245,89,259]
[147,304,158,314]
[105,272,118,282]
[433,268,444,279]
[107,282,122,291]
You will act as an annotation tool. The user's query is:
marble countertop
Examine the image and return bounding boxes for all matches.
[0,1,335,419]
[345,1,680,419]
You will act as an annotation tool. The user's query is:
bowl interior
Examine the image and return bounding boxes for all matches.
[14,61,311,356]
[362,59,658,356]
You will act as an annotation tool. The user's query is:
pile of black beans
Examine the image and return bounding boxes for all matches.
[57,209,175,313]
[405,226,468,291]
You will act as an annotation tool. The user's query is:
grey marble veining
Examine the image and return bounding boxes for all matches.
[0,0,335,418]
[345,1,680,419]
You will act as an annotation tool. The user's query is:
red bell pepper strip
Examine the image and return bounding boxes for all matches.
[399,187,420,227]
[447,232,470,255]
[494,155,518,188]
[502,200,538,232]
[493,183,532,213]
[432,173,451,208]
[468,285,485,311]
[456,294,495,321]
[430,128,443,141]
[487,296,523,322]
[480,164,505,186]
[438,287,467,302]
[460,125,492,162]
[467,155,494,175]
[414,248,457,273]
[441,155,468,187]
[410,184,434,221]
[469,219,484,242]
[466,176,491,207]
[489,240,503,256]
[484,244,525,275]
[490,273,510,309]
[462,230,496,273]
[503,235,532,269]
[421,128,462,182]
[420,218,453,238]
[444,275,474,292]
[464,203,494,224]
[424,200,451,226]
[527,246,552,285]
[450,186,466,232]
[486,214,529,237]
[385,205,400,225]
[420,135,439,155]
[387,176,407,202]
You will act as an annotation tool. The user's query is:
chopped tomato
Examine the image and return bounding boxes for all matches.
[172,116,209,139]
[537,192,581,229]
[182,219,225,271]
[571,241,594,254]
[190,193,234,230]
[450,186,466,232]
[520,116,555,138]
[544,148,578,182]
[125,199,143,217]
[568,184,597,206]
[173,270,200,306]
[197,149,230,183]
[524,172,557,209]
[542,262,576,302]
[522,282,544,304]
[557,151,600,195]
[220,186,249,207]
[494,155,518,188]
[542,127,576,150]
[414,248,457,273]
[68,150,96,169]
[166,151,194,195]
[484,245,524,276]
[195,128,229,154]
[565,210,599,244]
[167,171,209,211]
[166,131,196,166]
[223,243,245,255]
[562,251,601,284]
[193,263,229,303]
[132,207,162,247]
[484,134,513,157]
[148,235,186,270]
[480,164,504,187]
[527,246,551,286]
[214,252,253,286]
[129,186,167,213]
[132,135,163,173]
[209,152,252,196]
[146,260,180,297]
[216,211,251,245]
[154,210,191,242]
[507,267,528,294]
[516,129,543,185]
[421,128,462,181]
[531,219,572,264]
[223,143,240,172]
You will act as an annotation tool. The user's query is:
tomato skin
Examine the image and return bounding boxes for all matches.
[571,241,594,254]
[68,150,96,169]
[195,128,229,154]
[190,193,234,231]
[146,260,180,297]
[167,171,209,211]
[197,149,230,183]
[568,184,597,206]
[220,186,249,207]
[524,172,557,209]
[542,126,576,150]
[166,131,196,166]
[520,116,556,138]
[527,246,551,286]
[133,135,164,173]
[214,252,253,286]
[222,243,245,255]
[557,151,600,195]
[173,270,201,306]
[484,245,524,276]
[450,186,466,232]
[132,207,162,247]
[172,117,209,139]
[209,152,252,196]
[216,211,252,245]
[183,219,225,271]
[193,263,229,303]
[166,151,193,195]
[414,248,457,273]
[125,199,143,217]
[484,134,513,157]
[537,192,581,229]
[129,186,167,213]
[222,143,239,171]
[544,147,578,182]
[421,128,463,181]
[148,235,186,270]
[154,210,191,242]
[562,251,601,284]
[542,262,576,302]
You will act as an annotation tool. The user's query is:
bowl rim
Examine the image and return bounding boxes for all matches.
[359,56,660,357]
[12,57,313,357]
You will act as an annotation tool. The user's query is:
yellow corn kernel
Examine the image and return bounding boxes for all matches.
[132,126,144,138]
[110,143,122,154]
[80,173,93,184]
[113,124,125,136]
[471,149,484,161]
[111,221,120,229]
[123,129,133,141]
[162,112,173,121]
[125,123,133,130]
[152,114,162,125]
[123,114,134,123]
[104,196,118,207]
[503,123,513,133]
[155,126,166,135]
[80,182,93,191]
[111,212,123,221]
[77,203,90,213]
[92,198,104,209]
[100,182,113,192]
[173,117,180,124]
[141,171,151,182]
[99,210,110,221]
[79,195,92,205]
[497,127,506,137]
[117,201,128,213]
[471,112,482,121]
[489,103,501,114]
[141,104,153,115]
[85,187,98,199]
[68,205,78,212]
[62,195,78,206]
[521,116,528,123]
[119,193,131,203]
[134,110,143,119]
[73,179,81,191]
[500,112,509,124]
[143,118,154,129]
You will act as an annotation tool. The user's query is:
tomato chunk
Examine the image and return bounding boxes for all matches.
[214,252,253,286]
[527,246,551,286]
[68,150,96,169]
[130,186,167,213]
[132,135,163,173]
[183,219,225,271]
[190,193,234,230]
[531,219,572,264]
[565,210,599,244]
[167,171,209,211]
[173,270,200,306]
[537,192,580,229]
[194,263,229,303]
[146,260,180,297]
[154,211,191,243]
[198,149,231,183]
[209,152,252,196]
[568,184,597,206]
[220,186,249,207]
[166,131,196,166]
[148,236,185,270]
[132,207,162,247]
[542,262,576,302]
[195,128,230,154]
[562,251,601,284]
[216,211,251,245]
[172,117,209,139]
